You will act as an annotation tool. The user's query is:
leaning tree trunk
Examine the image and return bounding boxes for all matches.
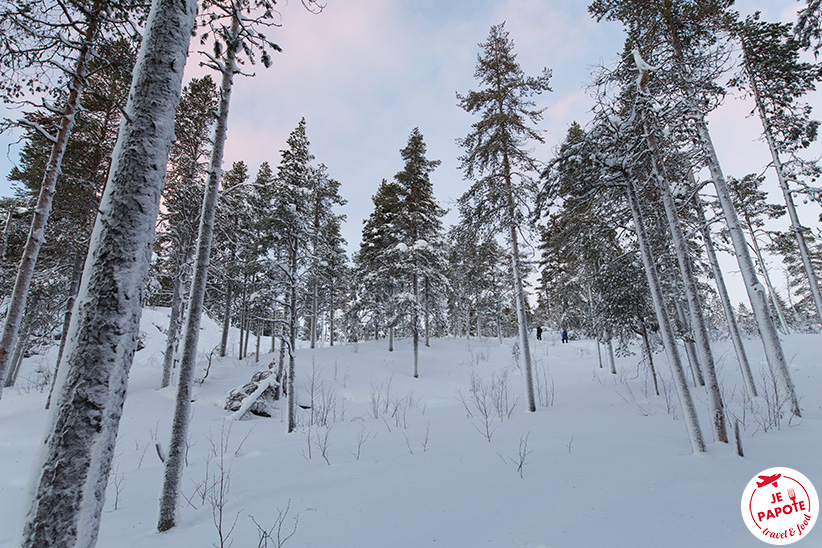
[0,13,101,396]
[157,12,239,532]
[625,173,706,453]
[655,168,727,443]
[693,191,758,397]
[741,211,791,335]
[46,248,85,409]
[508,211,536,413]
[639,317,660,396]
[742,45,822,326]
[16,0,196,545]
[4,330,29,389]
[693,115,801,418]
[643,112,727,442]
[673,299,703,387]
[160,253,189,389]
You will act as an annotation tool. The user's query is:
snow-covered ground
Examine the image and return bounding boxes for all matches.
[0,308,820,547]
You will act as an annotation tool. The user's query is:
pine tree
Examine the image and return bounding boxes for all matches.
[726,173,790,333]
[730,13,822,325]
[0,1,146,396]
[796,0,822,55]
[589,0,801,418]
[157,75,219,388]
[457,22,552,412]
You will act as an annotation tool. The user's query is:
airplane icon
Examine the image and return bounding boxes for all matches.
[757,474,781,488]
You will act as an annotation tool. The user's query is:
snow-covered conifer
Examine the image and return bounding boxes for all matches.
[457,22,552,412]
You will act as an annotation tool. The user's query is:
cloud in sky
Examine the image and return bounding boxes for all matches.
[212,0,630,251]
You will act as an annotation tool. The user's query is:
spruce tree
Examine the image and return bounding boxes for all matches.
[354,179,405,346]
[394,128,446,377]
[457,22,552,412]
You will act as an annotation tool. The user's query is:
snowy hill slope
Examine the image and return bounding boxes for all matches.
[0,308,820,547]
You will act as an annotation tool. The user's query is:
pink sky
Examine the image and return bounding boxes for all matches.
[0,0,819,305]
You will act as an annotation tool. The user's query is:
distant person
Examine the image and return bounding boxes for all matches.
[561,329,568,344]
[536,326,543,340]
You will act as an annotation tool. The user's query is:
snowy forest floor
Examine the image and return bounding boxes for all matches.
[1,308,820,548]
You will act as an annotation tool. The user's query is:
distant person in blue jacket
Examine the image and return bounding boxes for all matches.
[561,330,568,344]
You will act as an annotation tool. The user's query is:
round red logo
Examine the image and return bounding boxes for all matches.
[741,467,818,545]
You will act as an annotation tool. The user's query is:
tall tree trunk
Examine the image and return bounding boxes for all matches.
[639,317,660,396]
[412,271,419,378]
[673,299,703,387]
[606,335,617,375]
[649,128,726,442]
[4,330,28,389]
[46,248,85,409]
[742,44,822,326]
[587,282,604,369]
[160,257,187,389]
[310,276,318,349]
[625,173,706,453]
[424,277,430,347]
[0,12,102,395]
[219,280,232,357]
[157,11,239,531]
[739,208,791,334]
[238,273,247,360]
[693,116,801,417]
[693,191,758,397]
[286,238,298,433]
[508,222,536,412]
[329,279,335,347]
[277,306,287,401]
[255,319,260,363]
[17,0,196,544]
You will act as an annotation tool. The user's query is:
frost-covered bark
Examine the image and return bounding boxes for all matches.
[0,14,100,396]
[693,191,757,397]
[509,221,536,412]
[15,0,196,544]
[694,118,801,418]
[157,10,239,532]
[625,175,706,453]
